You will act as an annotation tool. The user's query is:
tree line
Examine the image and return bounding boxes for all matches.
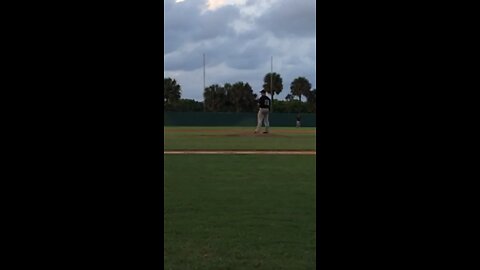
[164,73,316,113]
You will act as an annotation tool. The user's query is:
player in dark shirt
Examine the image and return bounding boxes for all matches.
[255,90,271,134]
[296,113,301,127]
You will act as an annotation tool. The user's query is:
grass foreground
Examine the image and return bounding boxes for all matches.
[164,154,316,269]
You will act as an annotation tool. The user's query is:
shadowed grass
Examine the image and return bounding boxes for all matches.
[164,155,316,270]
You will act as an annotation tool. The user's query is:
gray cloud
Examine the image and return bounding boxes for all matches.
[164,0,240,54]
[256,0,316,38]
[164,0,316,101]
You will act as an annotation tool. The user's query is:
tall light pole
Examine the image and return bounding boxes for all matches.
[270,56,273,112]
[203,53,206,112]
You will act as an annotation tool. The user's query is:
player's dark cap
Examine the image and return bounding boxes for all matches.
[260,90,266,94]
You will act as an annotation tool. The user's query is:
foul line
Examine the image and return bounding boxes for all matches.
[164,150,316,155]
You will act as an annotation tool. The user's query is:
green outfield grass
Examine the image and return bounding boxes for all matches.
[164,154,316,269]
[164,127,316,150]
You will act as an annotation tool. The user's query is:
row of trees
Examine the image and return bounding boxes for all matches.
[261,73,315,107]
[164,73,316,113]
[165,99,314,113]
[203,82,257,112]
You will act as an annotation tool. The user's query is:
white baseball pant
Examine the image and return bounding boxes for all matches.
[255,108,270,133]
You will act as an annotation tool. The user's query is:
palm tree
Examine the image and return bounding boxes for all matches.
[224,83,234,112]
[203,84,227,112]
[229,82,244,112]
[290,77,311,102]
[306,88,316,113]
[164,78,181,105]
[203,86,214,111]
[239,82,257,112]
[262,72,283,111]
[226,82,257,112]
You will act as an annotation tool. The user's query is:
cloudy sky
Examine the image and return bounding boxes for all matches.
[164,0,316,101]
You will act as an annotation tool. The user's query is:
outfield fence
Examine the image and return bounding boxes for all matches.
[164,112,316,127]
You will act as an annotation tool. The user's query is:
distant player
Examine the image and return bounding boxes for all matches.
[254,90,271,134]
[296,113,301,128]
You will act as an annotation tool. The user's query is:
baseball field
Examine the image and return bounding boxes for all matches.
[164,127,317,269]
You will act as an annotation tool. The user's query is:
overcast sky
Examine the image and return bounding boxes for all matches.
[164,0,316,101]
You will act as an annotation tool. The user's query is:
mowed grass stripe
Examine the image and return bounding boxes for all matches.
[164,155,316,270]
[164,127,316,151]
[164,150,316,155]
